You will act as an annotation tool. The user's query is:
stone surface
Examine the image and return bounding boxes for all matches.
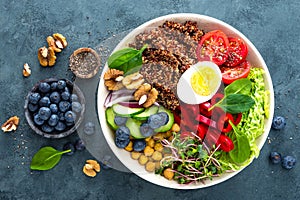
[0,0,299,199]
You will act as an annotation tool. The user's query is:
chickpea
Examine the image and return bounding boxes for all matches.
[153,133,164,141]
[151,151,163,161]
[144,146,154,157]
[163,168,174,180]
[145,161,156,172]
[162,130,172,138]
[147,138,155,148]
[131,151,141,160]
[144,137,151,142]
[171,123,180,132]
[124,141,133,152]
[154,143,164,152]
[138,155,148,165]
[154,161,161,170]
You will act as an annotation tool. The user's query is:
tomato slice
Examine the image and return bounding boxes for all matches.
[220,60,251,85]
[196,30,229,66]
[224,37,248,67]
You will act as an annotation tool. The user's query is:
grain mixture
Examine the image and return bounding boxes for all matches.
[130,21,204,110]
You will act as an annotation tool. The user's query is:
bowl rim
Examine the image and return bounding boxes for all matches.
[97,13,274,189]
[24,78,86,139]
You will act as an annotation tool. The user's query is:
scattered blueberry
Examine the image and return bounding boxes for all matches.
[272,116,286,130]
[57,80,66,90]
[83,122,95,135]
[39,96,51,107]
[41,124,54,133]
[157,112,169,126]
[50,82,58,91]
[55,121,66,131]
[140,122,154,137]
[61,91,70,101]
[33,114,44,126]
[115,126,130,148]
[28,103,39,112]
[63,142,75,155]
[49,91,61,104]
[71,102,82,113]
[281,155,296,170]
[114,116,127,126]
[148,114,164,129]
[133,139,146,152]
[28,93,41,104]
[70,94,79,102]
[49,104,58,113]
[64,111,76,123]
[38,82,51,93]
[269,152,281,164]
[38,107,51,120]
[59,101,71,112]
[75,139,86,151]
[48,114,59,127]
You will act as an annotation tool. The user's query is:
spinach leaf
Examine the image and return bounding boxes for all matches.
[30,146,71,171]
[225,78,252,96]
[108,44,147,75]
[218,94,255,114]
[228,121,251,164]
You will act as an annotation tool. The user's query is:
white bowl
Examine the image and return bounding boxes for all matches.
[97,13,274,189]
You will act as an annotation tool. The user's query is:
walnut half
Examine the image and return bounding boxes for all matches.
[134,83,158,108]
[1,116,20,132]
[82,159,101,177]
[37,46,57,67]
[104,69,124,91]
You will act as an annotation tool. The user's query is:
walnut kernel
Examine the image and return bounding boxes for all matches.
[52,33,68,49]
[122,72,144,89]
[134,83,158,108]
[1,116,20,132]
[23,63,31,77]
[37,46,57,67]
[83,159,101,177]
[47,36,62,53]
[104,69,124,91]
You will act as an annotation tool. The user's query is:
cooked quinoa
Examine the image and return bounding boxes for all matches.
[130,21,204,110]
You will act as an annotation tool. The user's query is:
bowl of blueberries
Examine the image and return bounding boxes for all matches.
[24,78,85,138]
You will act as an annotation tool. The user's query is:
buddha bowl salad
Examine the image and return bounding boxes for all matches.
[102,20,270,184]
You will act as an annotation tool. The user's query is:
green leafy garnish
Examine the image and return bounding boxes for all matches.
[30,146,71,171]
[108,44,148,75]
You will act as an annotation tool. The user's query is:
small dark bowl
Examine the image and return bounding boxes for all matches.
[24,78,85,139]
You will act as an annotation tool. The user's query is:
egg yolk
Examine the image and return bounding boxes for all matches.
[190,66,219,96]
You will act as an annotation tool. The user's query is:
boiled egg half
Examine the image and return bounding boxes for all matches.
[177,61,222,104]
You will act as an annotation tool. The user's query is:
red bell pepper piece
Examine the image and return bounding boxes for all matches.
[196,114,217,129]
[199,102,212,117]
[211,92,224,106]
[197,124,208,139]
[216,134,234,152]
[233,113,242,125]
[218,113,234,133]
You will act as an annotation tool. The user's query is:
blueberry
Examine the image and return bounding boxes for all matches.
[133,139,146,152]
[115,126,130,148]
[38,107,51,120]
[70,94,79,102]
[57,80,66,90]
[140,122,154,137]
[49,104,58,113]
[50,82,58,91]
[64,111,76,123]
[74,139,86,151]
[66,121,75,127]
[114,116,127,126]
[71,102,82,113]
[57,112,65,121]
[64,86,70,93]
[61,91,70,101]
[38,82,51,93]
[147,114,164,129]
[55,121,66,131]
[59,101,71,112]
[49,91,61,104]
[281,155,296,170]
[269,152,281,164]
[33,114,44,126]
[63,142,75,155]
[39,96,51,107]
[28,103,39,112]
[101,155,112,169]
[28,93,41,104]
[83,122,95,135]
[272,116,286,130]
[48,114,59,127]
[41,124,54,133]
[157,112,169,126]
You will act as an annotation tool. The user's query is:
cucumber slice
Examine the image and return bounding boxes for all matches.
[125,118,145,139]
[154,107,174,133]
[105,107,118,130]
[112,103,145,117]
[132,105,159,120]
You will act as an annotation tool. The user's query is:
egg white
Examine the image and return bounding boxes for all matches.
[177,61,222,104]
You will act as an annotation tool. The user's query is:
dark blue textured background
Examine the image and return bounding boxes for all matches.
[0,0,299,199]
